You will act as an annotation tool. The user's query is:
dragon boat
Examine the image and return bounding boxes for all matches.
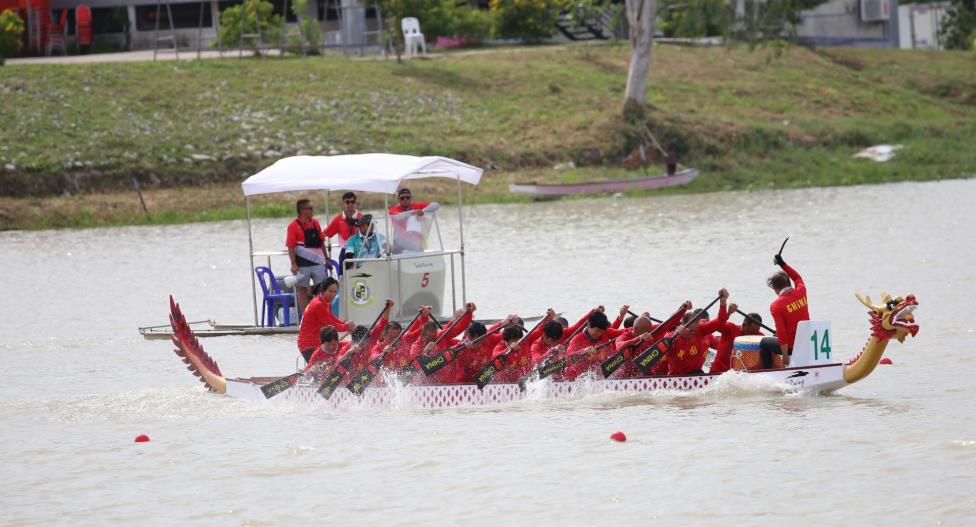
[166,293,919,409]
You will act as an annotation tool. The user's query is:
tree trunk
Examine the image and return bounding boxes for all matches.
[623,0,657,113]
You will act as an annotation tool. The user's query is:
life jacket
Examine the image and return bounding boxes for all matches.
[296,220,325,267]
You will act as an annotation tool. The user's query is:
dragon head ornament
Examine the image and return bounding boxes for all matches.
[855,292,919,342]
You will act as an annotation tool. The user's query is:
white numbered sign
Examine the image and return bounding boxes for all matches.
[791,321,833,367]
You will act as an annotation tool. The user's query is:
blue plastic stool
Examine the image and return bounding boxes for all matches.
[255,266,295,327]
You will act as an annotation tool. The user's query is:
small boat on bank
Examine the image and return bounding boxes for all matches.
[166,292,918,409]
[509,168,699,200]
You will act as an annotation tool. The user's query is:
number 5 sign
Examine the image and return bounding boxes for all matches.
[791,321,833,367]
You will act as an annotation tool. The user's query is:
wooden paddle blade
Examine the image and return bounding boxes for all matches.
[419,350,454,376]
[537,357,567,380]
[261,372,299,399]
[474,362,498,390]
[346,359,382,396]
[600,351,626,378]
[317,370,345,400]
[635,342,669,374]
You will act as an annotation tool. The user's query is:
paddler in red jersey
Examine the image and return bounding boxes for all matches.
[708,304,764,374]
[378,306,431,371]
[340,299,394,375]
[296,277,352,363]
[528,312,565,364]
[305,326,346,371]
[768,254,810,367]
[613,306,690,378]
[560,309,627,381]
[454,317,514,383]
[407,305,474,383]
[665,289,730,376]
[488,314,549,383]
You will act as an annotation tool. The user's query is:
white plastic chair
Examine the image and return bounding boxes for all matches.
[401,17,426,57]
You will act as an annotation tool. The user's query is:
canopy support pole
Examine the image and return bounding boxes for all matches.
[246,197,259,326]
[456,176,466,305]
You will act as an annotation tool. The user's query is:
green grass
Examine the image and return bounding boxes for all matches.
[1,43,974,229]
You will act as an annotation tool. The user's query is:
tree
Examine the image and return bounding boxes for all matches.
[623,0,657,115]
[942,0,976,50]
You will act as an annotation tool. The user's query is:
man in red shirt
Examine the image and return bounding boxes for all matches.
[454,318,511,383]
[286,199,331,315]
[561,310,627,381]
[768,255,810,367]
[323,191,362,248]
[613,307,688,378]
[488,315,548,383]
[388,188,440,253]
[708,303,764,374]
[305,326,346,371]
[296,277,351,363]
[665,289,730,376]
[407,306,473,383]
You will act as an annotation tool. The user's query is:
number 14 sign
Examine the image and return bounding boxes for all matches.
[791,321,834,367]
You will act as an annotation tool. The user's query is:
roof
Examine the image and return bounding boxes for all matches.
[241,154,483,197]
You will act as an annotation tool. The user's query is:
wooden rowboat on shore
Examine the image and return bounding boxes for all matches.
[509,168,699,200]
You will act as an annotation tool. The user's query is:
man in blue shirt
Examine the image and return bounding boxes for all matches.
[344,214,388,268]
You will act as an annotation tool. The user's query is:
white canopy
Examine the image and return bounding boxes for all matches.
[241,154,483,197]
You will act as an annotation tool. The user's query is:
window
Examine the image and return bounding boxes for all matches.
[91,7,128,34]
[135,3,213,32]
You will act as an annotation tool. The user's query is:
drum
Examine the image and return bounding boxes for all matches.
[731,336,782,371]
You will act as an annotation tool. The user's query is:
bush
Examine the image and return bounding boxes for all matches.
[293,0,321,51]
[454,7,492,44]
[216,0,281,52]
[0,9,25,65]
[490,0,566,42]
[659,0,730,38]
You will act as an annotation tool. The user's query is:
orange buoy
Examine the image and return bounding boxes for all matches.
[134,434,150,443]
[610,431,627,442]
[879,358,893,365]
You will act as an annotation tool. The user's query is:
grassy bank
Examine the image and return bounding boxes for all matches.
[1,44,974,229]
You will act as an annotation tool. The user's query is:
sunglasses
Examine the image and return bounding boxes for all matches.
[344,199,356,204]
[300,205,313,210]
[399,196,411,200]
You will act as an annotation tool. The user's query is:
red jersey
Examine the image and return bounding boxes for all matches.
[666,304,729,376]
[561,326,626,380]
[769,263,810,349]
[454,321,506,383]
[388,202,430,215]
[323,211,362,246]
[406,311,472,384]
[377,314,428,371]
[305,341,350,371]
[296,294,351,351]
[489,323,544,383]
[610,312,685,378]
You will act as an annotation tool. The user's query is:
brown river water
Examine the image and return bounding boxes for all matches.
[1,179,974,525]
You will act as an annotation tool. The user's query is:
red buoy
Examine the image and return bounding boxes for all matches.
[610,431,627,442]
[879,358,893,365]
[134,434,150,443]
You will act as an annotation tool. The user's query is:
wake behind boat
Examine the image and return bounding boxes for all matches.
[166,292,919,409]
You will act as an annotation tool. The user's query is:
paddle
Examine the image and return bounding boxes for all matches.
[534,338,616,382]
[519,311,594,384]
[316,302,391,400]
[599,303,689,378]
[774,236,790,267]
[628,310,662,324]
[474,318,532,390]
[345,309,424,396]
[474,317,556,390]
[260,329,350,399]
[633,296,722,375]
[395,306,471,382]
[735,308,777,335]
[419,321,511,376]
